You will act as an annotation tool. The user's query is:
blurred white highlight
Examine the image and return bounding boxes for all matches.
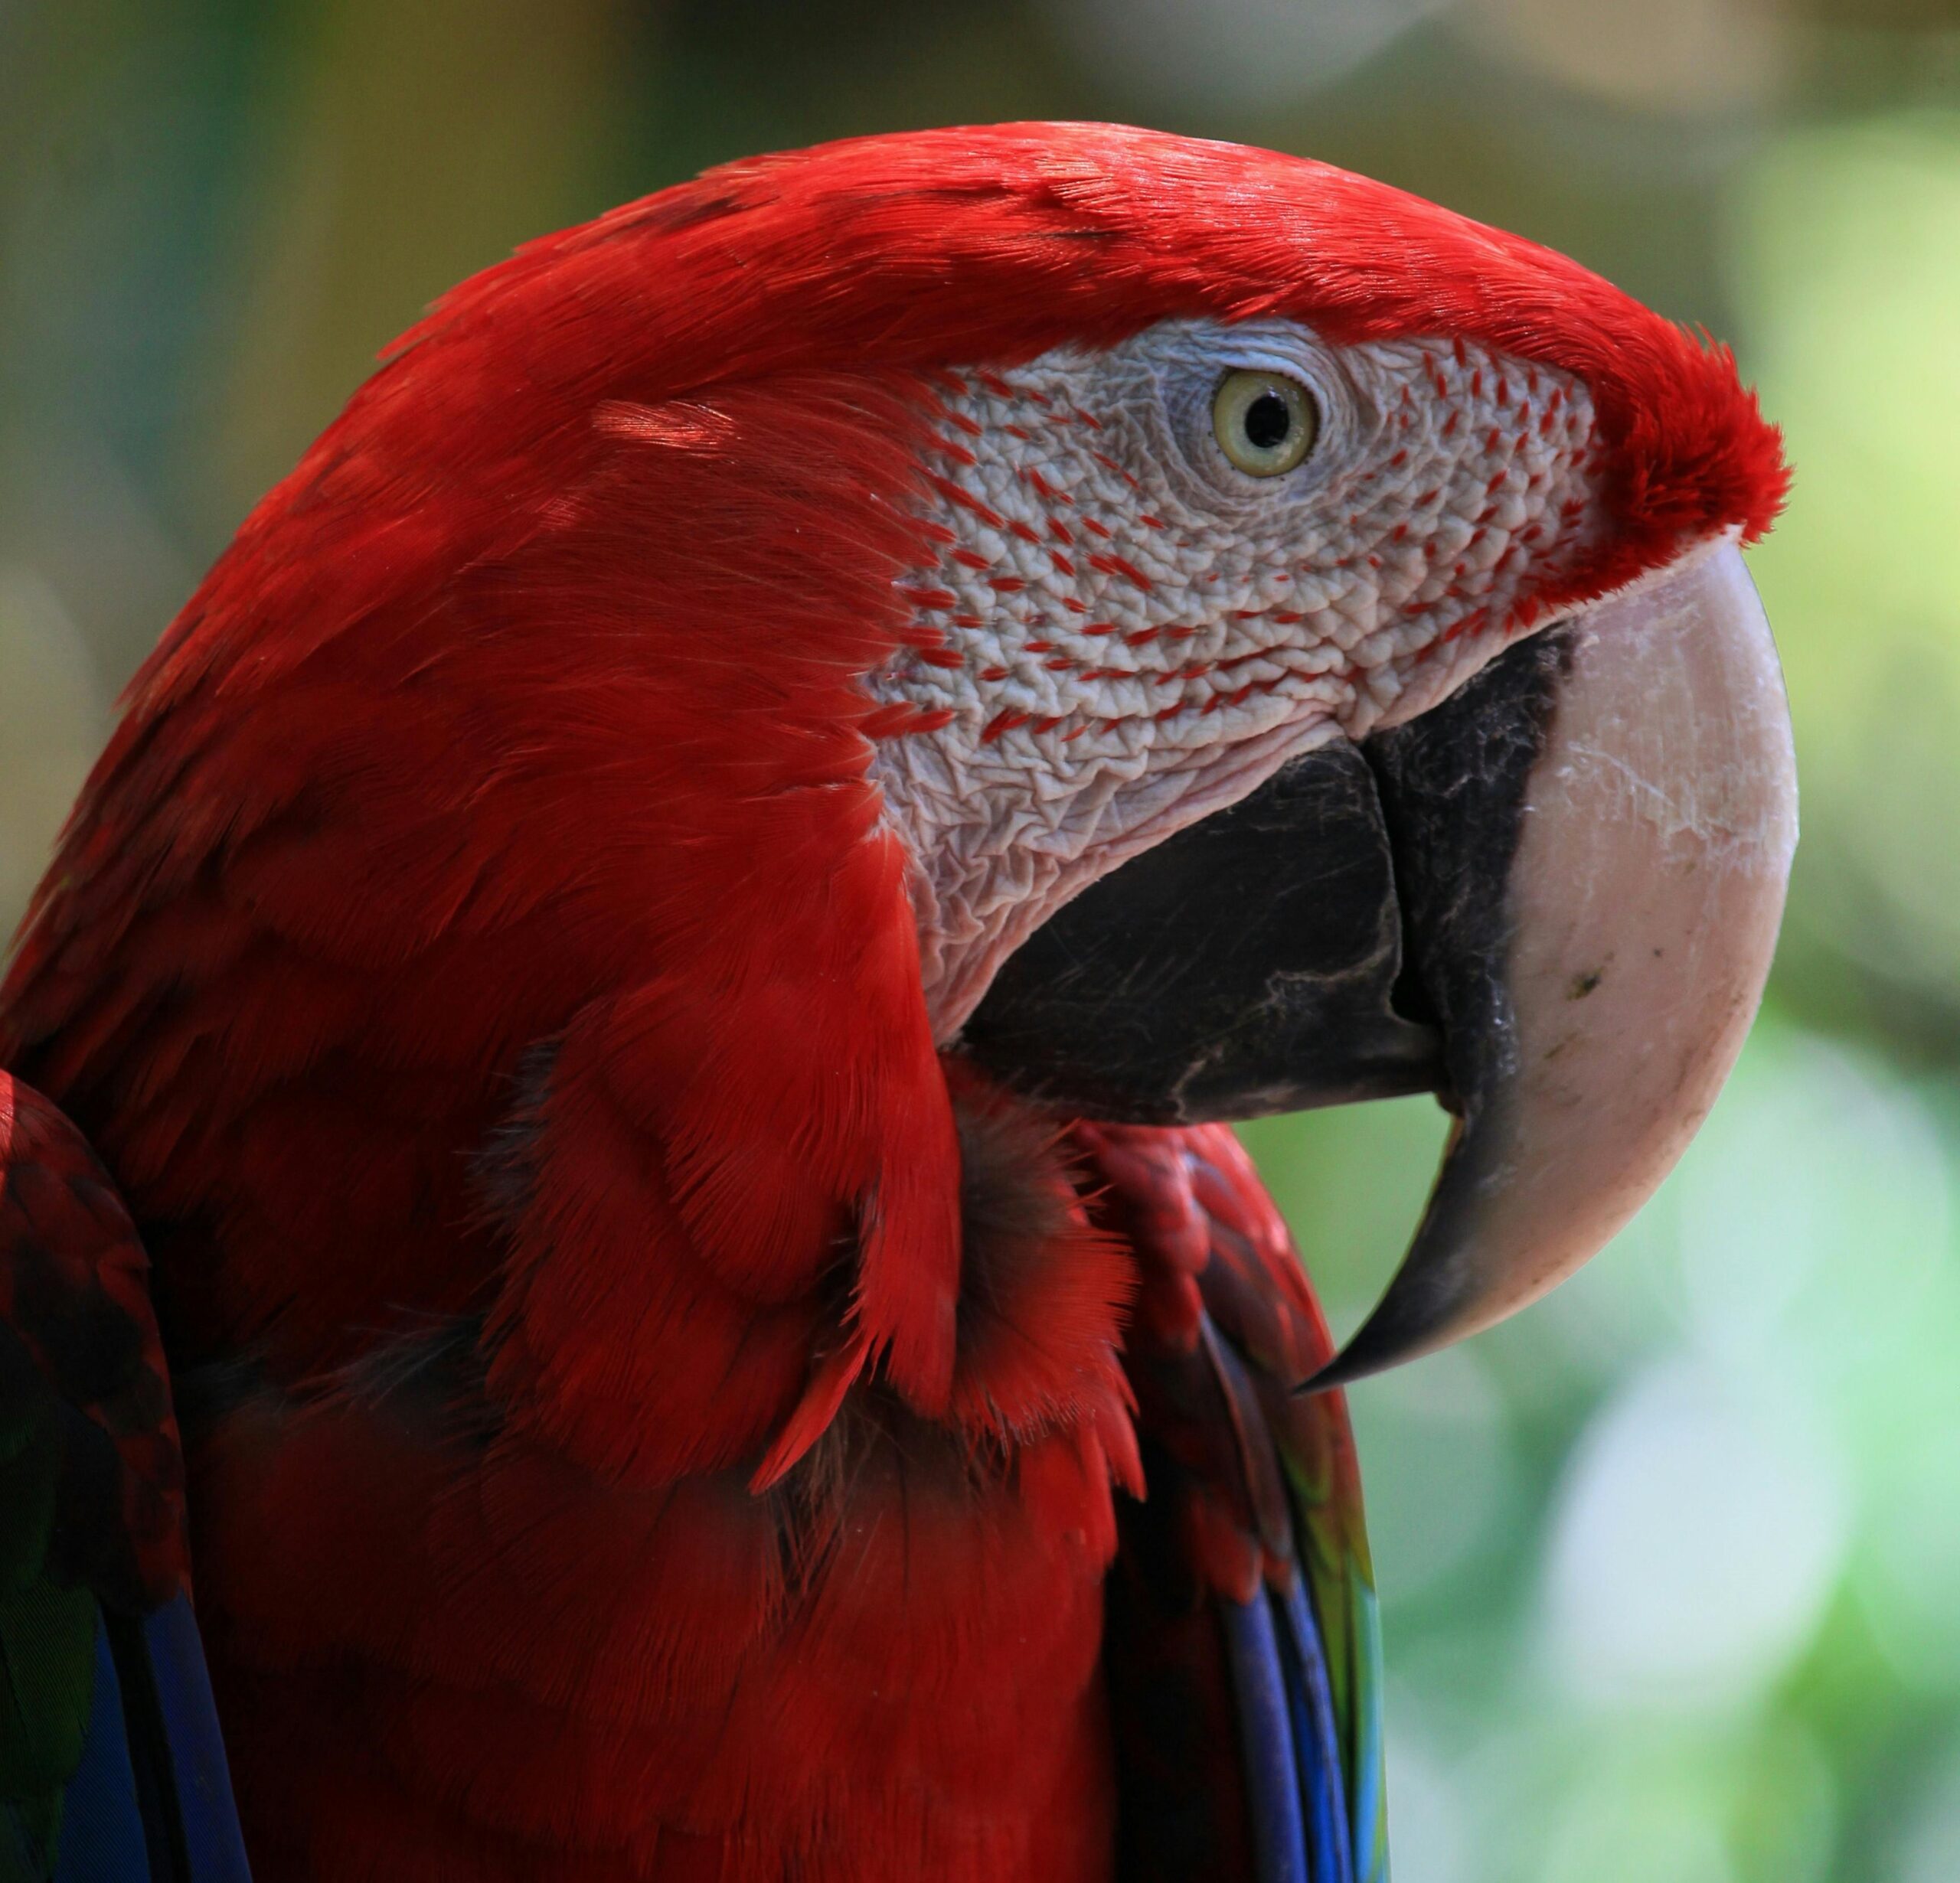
[1540,1358,1848,1713]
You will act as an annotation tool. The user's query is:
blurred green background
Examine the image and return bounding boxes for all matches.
[5,0,1960,1875]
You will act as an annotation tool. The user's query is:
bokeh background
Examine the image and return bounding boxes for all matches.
[6,0,1960,1875]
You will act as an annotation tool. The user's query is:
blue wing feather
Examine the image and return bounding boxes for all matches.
[50,1617,147,1883]
[1220,1594,1310,1883]
[1221,1578,1364,1883]
[50,1594,251,1883]
[139,1597,250,1883]
[1279,1578,1353,1883]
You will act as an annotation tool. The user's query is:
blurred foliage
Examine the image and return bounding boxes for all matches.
[5,0,1960,1875]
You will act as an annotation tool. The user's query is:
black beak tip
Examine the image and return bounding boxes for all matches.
[1290,1332,1383,1398]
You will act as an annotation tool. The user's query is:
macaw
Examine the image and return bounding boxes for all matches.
[0,123,1795,1882]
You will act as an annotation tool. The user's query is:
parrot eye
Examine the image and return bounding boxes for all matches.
[1212,370,1319,477]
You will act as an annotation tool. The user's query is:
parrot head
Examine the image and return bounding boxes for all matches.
[5,123,1794,1415]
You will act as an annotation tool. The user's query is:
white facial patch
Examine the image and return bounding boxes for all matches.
[866,318,1601,1036]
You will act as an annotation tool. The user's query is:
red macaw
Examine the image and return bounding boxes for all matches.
[0,123,1795,1882]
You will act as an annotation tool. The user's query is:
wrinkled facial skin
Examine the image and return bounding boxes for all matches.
[867,318,1605,1036]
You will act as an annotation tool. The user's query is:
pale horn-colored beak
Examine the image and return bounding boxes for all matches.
[1308,536,1798,1390]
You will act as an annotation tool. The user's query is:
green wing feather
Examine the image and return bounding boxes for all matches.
[1089,1117,1390,1881]
[1180,1121,1390,1881]
[1284,1387,1387,1883]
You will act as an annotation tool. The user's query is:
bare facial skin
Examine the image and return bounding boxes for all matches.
[869,318,1602,1039]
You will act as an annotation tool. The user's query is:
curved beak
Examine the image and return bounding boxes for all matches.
[1310,538,1797,1388]
[961,537,1795,1388]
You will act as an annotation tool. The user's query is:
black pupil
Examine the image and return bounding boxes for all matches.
[1243,390,1294,452]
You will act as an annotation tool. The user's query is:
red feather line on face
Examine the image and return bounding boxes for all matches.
[0,126,1785,1496]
